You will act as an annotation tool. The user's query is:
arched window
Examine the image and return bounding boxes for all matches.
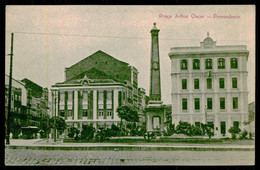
[230,58,238,69]
[180,59,188,70]
[218,58,225,69]
[205,58,212,69]
[193,59,200,70]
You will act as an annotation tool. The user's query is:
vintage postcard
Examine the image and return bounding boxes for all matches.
[5,5,255,165]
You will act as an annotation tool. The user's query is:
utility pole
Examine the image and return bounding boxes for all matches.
[6,33,14,145]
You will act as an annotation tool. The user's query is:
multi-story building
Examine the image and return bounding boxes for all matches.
[169,33,249,138]
[5,75,49,138]
[5,75,27,129]
[21,78,49,127]
[51,50,146,130]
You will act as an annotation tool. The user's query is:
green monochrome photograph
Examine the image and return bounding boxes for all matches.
[4,5,255,166]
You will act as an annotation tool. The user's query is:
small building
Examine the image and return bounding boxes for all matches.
[169,33,249,138]
[51,50,146,130]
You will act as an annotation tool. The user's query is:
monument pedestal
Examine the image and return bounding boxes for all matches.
[146,102,165,133]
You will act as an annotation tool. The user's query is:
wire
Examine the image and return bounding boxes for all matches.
[6,31,251,42]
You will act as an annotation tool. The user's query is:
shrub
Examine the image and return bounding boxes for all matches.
[239,130,248,139]
[81,125,95,141]
[249,132,253,139]
[94,129,109,142]
[67,127,80,140]
[175,121,192,136]
[228,125,241,139]
[137,124,146,137]
[191,125,203,136]
[201,123,214,138]
[165,123,175,136]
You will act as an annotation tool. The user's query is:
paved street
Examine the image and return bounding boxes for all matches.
[5,148,254,165]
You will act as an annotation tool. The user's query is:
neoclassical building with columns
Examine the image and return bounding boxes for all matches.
[51,50,146,130]
[169,33,249,138]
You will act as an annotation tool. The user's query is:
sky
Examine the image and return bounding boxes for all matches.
[5,5,255,104]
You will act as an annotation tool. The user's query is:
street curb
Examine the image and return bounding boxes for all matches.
[5,145,254,151]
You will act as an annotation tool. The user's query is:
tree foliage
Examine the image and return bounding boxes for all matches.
[239,130,248,139]
[68,127,80,140]
[81,125,95,141]
[116,106,140,123]
[175,121,193,136]
[49,116,67,135]
[228,125,241,139]
[201,123,214,138]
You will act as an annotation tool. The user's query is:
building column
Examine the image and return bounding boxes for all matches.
[56,92,59,118]
[113,89,119,120]
[189,114,193,124]
[227,114,232,138]
[215,113,220,137]
[74,91,78,120]
[241,112,245,131]
[93,90,97,121]
[80,122,82,131]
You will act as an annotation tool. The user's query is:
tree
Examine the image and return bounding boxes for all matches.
[49,116,67,137]
[9,117,21,139]
[39,115,50,138]
[116,106,140,133]
[201,123,214,139]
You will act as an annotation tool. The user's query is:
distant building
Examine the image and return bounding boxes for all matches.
[5,75,49,138]
[5,75,27,130]
[51,50,146,130]
[21,78,49,127]
[169,33,249,138]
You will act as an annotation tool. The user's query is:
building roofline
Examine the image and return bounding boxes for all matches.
[169,50,249,58]
[67,50,130,70]
[5,74,26,87]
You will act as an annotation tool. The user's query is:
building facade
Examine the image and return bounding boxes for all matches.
[21,78,49,127]
[169,33,249,138]
[5,75,49,138]
[51,50,146,130]
[5,75,27,122]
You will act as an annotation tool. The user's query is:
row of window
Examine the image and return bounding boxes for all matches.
[180,58,238,70]
[182,77,237,90]
[5,94,21,102]
[60,109,113,118]
[193,121,239,135]
[182,97,239,111]
[98,109,113,117]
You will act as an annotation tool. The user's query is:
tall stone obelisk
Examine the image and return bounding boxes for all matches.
[149,22,163,106]
[146,23,164,132]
